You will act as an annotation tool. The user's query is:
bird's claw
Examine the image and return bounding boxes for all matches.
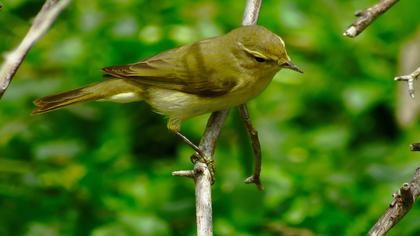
[190,152,216,184]
[244,175,264,191]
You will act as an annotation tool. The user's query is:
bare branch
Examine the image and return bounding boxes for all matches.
[395,67,420,99]
[194,162,213,236]
[172,1,262,235]
[410,143,420,152]
[193,1,263,233]
[239,104,263,190]
[172,170,195,178]
[198,110,230,158]
[242,0,262,26]
[0,0,72,99]
[191,110,229,236]
[368,167,420,236]
[170,102,228,236]
[343,0,399,38]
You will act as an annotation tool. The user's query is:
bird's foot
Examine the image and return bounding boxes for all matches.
[244,175,264,191]
[191,152,215,185]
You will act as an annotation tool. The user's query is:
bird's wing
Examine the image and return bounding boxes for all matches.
[102,45,237,97]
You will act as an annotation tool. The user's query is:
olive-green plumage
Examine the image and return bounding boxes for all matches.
[33,25,302,133]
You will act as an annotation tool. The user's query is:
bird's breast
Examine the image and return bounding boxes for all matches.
[145,74,274,122]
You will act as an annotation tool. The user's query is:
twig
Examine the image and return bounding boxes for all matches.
[395,67,420,99]
[172,0,262,235]
[410,143,420,152]
[239,104,263,190]
[368,167,420,236]
[343,0,399,38]
[172,170,195,178]
[194,162,214,236]
[173,110,229,236]
[242,0,262,26]
[0,0,72,99]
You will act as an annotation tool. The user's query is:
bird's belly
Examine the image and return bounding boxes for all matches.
[146,77,271,121]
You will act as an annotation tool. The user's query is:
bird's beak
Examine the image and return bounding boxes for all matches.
[281,61,304,73]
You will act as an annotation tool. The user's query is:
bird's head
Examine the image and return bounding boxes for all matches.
[231,25,303,74]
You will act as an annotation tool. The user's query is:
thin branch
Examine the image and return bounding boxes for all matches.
[173,110,228,236]
[192,109,230,185]
[0,0,72,99]
[242,0,262,26]
[395,66,420,99]
[172,170,195,178]
[194,162,214,236]
[239,104,263,190]
[172,1,262,235]
[173,111,229,235]
[343,0,399,38]
[368,167,420,236]
[198,110,230,157]
[410,143,420,152]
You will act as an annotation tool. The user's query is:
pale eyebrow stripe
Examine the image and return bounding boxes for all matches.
[276,36,285,48]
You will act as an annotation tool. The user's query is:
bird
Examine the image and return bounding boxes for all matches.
[32,25,303,157]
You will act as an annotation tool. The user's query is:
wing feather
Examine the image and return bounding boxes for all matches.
[102,43,237,97]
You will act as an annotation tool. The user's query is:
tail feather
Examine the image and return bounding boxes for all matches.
[32,79,143,115]
[32,88,103,115]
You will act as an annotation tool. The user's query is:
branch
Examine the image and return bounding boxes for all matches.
[173,110,228,236]
[395,66,420,99]
[0,0,72,99]
[193,162,214,236]
[343,0,399,38]
[368,166,420,235]
[172,1,262,235]
[410,143,420,152]
[172,170,195,178]
[242,0,262,26]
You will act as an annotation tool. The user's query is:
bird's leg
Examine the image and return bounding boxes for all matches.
[168,119,204,158]
[169,119,215,184]
[239,104,264,190]
[174,131,216,184]
[174,131,205,159]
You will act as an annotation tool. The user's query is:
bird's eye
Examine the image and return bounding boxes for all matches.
[254,56,266,63]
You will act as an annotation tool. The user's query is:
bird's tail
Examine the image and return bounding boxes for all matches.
[32,78,143,115]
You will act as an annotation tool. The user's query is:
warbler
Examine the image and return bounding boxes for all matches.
[32,25,303,155]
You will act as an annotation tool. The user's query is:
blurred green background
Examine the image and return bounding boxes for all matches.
[1,0,420,235]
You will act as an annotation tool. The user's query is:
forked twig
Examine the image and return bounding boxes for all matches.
[343,0,399,38]
[395,67,420,99]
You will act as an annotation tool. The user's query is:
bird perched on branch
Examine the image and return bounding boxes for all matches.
[33,25,302,157]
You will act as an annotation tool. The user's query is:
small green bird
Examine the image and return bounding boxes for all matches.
[33,25,302,155]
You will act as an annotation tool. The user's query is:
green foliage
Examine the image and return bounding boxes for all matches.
[1,0,420,235]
